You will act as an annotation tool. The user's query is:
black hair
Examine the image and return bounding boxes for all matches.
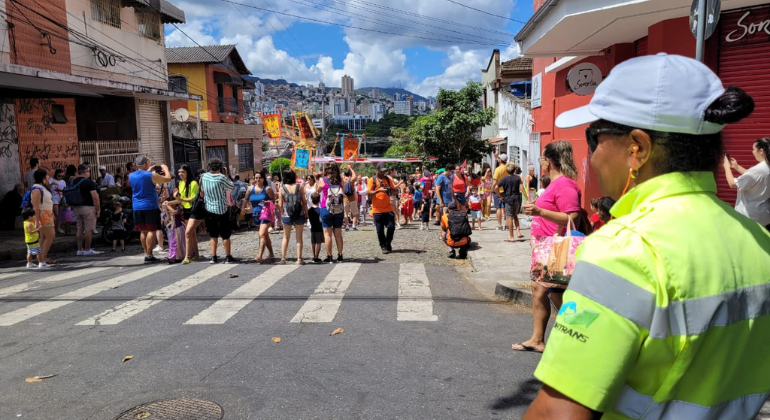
[343,168,352,177]
[447,201,457,210]
[592,86,754,174]
[324,162,341,185]
[115,174,123,182]
[65,165,76,178]
[178,165,193,197]
[196,169,205,181]
[22,208,35,219]
[597,196,616,214]
[541,175,551,189]
[283,169,297,185]
[543,141,578,180]
[29,158,38,168]
[208,158,223,172]
[445,163,456,171]
[53,169,64,179]
[514,166,522,175]
[306,174,316,182]
[755,138,770,166]
[33,169,48,185]
[126,161,133,171]
[234,175,240,181]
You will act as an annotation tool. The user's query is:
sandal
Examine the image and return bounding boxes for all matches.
[511,343,544,353]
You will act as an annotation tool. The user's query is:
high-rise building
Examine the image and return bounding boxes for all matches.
[341,75,355,96]
[394,100,412,116]
[407,95,414,114]
[394,93,401,101]
[371,88,380,100]
[370,103,385,121]
[319,82,325,91]
[359,99,371,115]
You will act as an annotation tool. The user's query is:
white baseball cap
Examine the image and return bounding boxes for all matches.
[556,53,727,135]
[99,165,106,171]
[499,153,508,162]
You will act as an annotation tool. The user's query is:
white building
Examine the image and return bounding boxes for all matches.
[333,115,371,131]
[394,100,412,116]
[369,103,385,121]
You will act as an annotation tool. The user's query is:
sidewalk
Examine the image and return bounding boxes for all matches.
[464,215,534,306]
[0,230,94,262]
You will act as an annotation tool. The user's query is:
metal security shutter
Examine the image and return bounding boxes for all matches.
[717,8,770,204]
[635,36,648,56]
[138,99,166,165]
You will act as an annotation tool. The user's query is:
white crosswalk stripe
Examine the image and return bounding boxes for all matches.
[0,272,23,281]
[397,263,438,321]
[76,264,233,326]
[0,262,441,326]
[0,265,172,326]
[291,263,361,323]
[186,265,299,325]
[0,267,110,299]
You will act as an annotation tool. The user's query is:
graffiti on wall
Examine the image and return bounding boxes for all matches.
[16,98,78,174]
[0,103,21,199]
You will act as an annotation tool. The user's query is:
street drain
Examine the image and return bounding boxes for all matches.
[114,398,223,420]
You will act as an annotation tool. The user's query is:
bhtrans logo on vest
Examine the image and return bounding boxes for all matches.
[553,301,600,343]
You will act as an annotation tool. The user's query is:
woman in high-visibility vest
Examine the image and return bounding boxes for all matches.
[524,54,770,420]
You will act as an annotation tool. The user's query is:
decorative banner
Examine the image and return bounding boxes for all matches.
[295,113,316,140]
[261,113,281,145]
[293,147,311,170]
[313,157,436,163]
[340,133,362,162]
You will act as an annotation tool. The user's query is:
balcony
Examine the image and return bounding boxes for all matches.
[217,97,240,115]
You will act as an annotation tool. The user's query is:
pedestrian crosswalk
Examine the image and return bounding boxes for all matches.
[0,256,443,328]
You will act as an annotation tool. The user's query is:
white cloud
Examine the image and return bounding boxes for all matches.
[165,0,523,95]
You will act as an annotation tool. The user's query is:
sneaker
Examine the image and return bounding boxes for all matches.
[351,226,357,231]
[182,258,191,265]
[56,228,65,234]
[84,250,103,256]
[337,254,343,263]
[153,246,164,253]
[209,256,219,264]
[345,226,350,232]
[448,250,457,259]
[26,262,36,269]
[381,247,390,254]
[224,255,236,264]
[166,258,178,265]
[92,229,99,235]
[495,226,503,231]
[386,244,393,252]
[144,255,159,263]
[324,255,333,264]
[77,250,84,256]
[37,262,51,269]
[110,249,116,252]
[312,258,322,264]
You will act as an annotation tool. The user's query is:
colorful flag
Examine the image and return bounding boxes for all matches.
[293,147,311,170]
[340,134,361,161]
[261,113,281,146]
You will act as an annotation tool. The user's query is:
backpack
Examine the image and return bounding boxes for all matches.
[344,181,354,197]
[448,210,472,240]
[283,185,304,219]
[21,186,43,209]
[63,178,87,206]
[324,177,345,215]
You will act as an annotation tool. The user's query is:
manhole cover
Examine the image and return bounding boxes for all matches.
[114,398,223,420]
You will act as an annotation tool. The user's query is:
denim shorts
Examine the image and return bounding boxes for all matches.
[282,216,307,226]
[454,193,467,207]
[320,208,344,229]
[471,210,482,220]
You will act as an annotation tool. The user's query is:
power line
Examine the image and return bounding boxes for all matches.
[288,0,510,45]
[220,0,509,46]
[441,0,527,24]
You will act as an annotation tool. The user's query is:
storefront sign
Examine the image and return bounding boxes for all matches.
[532,73,542,108]
[725,9,770,43]
[567,63,602,96]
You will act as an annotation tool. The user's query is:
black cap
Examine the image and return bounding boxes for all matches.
[376,162,387,171]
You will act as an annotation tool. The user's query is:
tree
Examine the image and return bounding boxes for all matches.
[383,126,420,175]
[269,158,291,178]
[409,81,495,167]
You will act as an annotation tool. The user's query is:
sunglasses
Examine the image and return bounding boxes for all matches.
[585,127,631,153]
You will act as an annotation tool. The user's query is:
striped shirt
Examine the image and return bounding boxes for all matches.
[200,173,234,215]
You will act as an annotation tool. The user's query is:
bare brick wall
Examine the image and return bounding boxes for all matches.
[6,0,72,74]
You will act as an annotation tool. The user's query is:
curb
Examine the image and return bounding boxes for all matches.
[0,239,76,262]
[495,281,533,307]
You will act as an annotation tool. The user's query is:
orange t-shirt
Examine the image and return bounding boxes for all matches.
[368,176,395,214]
[441,213,469,247]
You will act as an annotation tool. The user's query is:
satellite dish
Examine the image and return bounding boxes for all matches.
[174,108,190,122]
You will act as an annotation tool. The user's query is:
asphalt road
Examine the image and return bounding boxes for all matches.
[0,250,544,420]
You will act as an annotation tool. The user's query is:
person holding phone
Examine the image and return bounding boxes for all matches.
[724,139,770,229]
[129,156,172,262]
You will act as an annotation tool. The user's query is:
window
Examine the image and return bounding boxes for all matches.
[90,0,121,28]
[137,12,161,41]
[238,142,254,171]
[168,76,188,93]
[51,104,67,124]
[217,83,225,113]
[231,85,239,112]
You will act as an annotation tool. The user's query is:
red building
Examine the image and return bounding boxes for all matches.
[516,0,770,207]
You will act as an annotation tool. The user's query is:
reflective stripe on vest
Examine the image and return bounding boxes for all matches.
[614,385,769,420]
[568,262,770,338]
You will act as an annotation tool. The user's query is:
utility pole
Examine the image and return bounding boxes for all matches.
[695,0,707,62]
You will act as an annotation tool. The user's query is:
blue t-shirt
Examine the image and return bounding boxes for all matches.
[249,185,269,217]
[436,174,453,204]
[414,190,423,203]
[129,170,159,211]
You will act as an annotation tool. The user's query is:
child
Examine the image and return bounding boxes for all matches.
[597,196,617,227]
[164,189,186,264]
[400,186,414,225]
[468,186,483,230]
[110,201,128,252]
[23,208,44,269]
[412,184,423,222]
[536,175,550,199]
[308,192,324,263]
[419,196,431,231]
[589,198,602,231]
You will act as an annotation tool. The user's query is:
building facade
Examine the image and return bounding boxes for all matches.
[0,0,199,199]
[394,100,412,116]
[167,45,262,177]
[341,75,354,96]
[516,0,770,207]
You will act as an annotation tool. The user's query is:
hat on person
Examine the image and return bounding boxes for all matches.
[499,154,508,162]
[99,165,106,171]
[376,162,387,171]
[555,53,727,135]
[436,168,446,174]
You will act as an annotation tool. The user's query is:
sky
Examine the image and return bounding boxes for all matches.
[164,0,532,98]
